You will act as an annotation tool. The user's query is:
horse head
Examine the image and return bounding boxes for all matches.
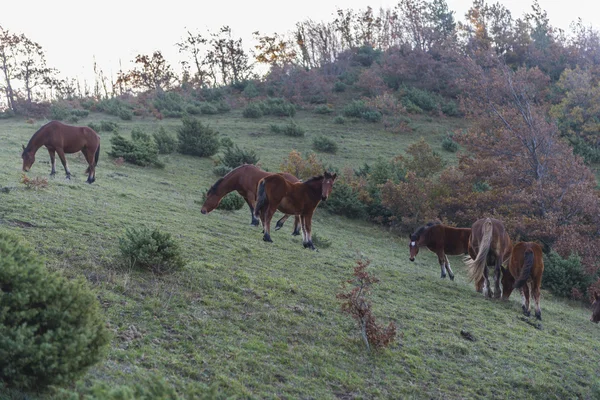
[591,292,600,323]
[21,144,35,172]
[200,180,224,215]
[408,233,420,261]
[320,171,337,201]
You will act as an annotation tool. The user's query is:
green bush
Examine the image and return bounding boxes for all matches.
[50,104,70,120]
[312,136,338,154]
[243,81,260,98]
[200,103,219,115]
[153,126,177,154]
[100,120,118,132]
[314,105,333,114]
[333,81,347,92]
[186,105,202,115]
[153,91,184,116]
[442,136,459,152]
[88,122,101,132]
[71,109,90,117]
[216,101,231,113]
[402,98,424,114]
[270,119,305,137]
[119,226,185,274]
[543,251,595,299]
[334,116,346,124]
[216,192,245,210]
[213,165,232,177]
[67,115,79,123]
[261,97,296,117]
[323,182,366,219]
[118,108,133,120]
[109,129,164,167]
[243,103,263,119]
[96,98,132,118]
[219,144,259,168]
[361,110,382,122]
[311,233,332,248]
[176,116,220,157]
[0,232,110,389]
[342,100,381,122]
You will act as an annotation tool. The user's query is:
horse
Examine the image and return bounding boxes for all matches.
[200,164,301,234]
[501,242,544,320]
[465,217,512,298]
[409,221,472,281]
[21,120,100,184]
[591,292,600,323]
[254,171,337,250]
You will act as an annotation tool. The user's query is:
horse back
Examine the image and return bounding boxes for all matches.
[510,242,543,280]
[441,226,471,255]
[41,121,99,153]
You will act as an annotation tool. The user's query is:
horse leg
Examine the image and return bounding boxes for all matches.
[521,285,531,317]
[483,266,491,298]
[292,216,301,236]
[532,283,542,320]
[244,196,260,226]
[82,148,96,184]
[300,216,309,248]
[275,214,289,231]
[56,148,71,179]
[47,148,56,176]
[437,253,447,279]
[493,258,502,299]
[444,255,455,281]
[262,205,275,243]
[303,213,316,250]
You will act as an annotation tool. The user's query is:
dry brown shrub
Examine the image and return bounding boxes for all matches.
[21,174,48,190]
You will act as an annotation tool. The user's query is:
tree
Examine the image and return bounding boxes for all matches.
[176,31,215,87]
[0,26,21,111]
[252,31,297,67]
[15,34,55,105]
[207,26,253,86]
[116,51,175,92]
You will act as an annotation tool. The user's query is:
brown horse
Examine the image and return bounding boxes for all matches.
[254,171,337,250]
[501,242,544,320]
[465,217,512,298]
[409,222,472,281]
[591,292,600,323]
[200,164,300,234]
[21,120,100,184]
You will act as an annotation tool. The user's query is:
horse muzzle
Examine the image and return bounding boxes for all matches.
[409,257,415,262]
[321,196,327,201]
[22,168,29,172]
[201,209,207,215]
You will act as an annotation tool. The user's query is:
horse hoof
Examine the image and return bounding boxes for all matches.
[449,274,455,281]
[441,274,446,279]
[263,236,273,243]
[274,223,283,231]
[292,230,301,236]
[251,221,260,227]
[535,312,542,321]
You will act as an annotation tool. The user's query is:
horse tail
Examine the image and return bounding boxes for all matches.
[254,179,268,219]
[94,143,100,166]
[514,249,534,289]
[466,218,493,283]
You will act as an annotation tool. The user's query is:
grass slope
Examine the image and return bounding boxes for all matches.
[0,110,599,399]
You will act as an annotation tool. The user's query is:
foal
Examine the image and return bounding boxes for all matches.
[254,172,337,250]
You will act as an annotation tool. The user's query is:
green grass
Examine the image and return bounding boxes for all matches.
[1,112,599,399]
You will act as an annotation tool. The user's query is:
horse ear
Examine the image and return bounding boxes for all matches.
[22,144,25,151]
[332,173,337,180]
[594,292,599,302]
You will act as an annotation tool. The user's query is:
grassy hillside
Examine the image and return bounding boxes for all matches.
[1,110,599,399]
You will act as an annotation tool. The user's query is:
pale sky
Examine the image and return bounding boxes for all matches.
[2,0,598,85]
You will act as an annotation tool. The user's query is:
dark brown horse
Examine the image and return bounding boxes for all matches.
[254,171,337,250]
[21,120,100,184]
[465,217,512,298]
[201,164,300,234]
[501,242,544,320]
[409,222,472,281]
[591,292,600,323]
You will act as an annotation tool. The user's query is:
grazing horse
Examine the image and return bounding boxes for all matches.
[201,164,301,234]
[409,221,472,281]
[254,171,337,250]
[21,120,100,184]
[465,218,512,298]
[591,292,600,323]
[501,242,544,320]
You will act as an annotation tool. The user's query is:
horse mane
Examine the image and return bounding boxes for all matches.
[24,121,54,152]
[208,164,256,194]
[410,221,441,240]
[302,175,324,184]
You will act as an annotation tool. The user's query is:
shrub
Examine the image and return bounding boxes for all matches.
[50,104,70,120]
[323,182,366,219]
[20,174,48,190]
[96,98,132,118]
[109,129,163,167]
[243,81,260,98]
[270,119,305,137]
[216,101,231,113]
[67,115,79,123]
[280,150,324,180]
[216,192,245,210]
[100,120,118,132]
[186,105,202,115]
[337,258,397,351]
[152,126,177,154]
[153,91,184,116]
[200,103,219,115]
[261,97,296,117]
[219,144,259,168]
[176,116,220,157]
[342,100,382,122]
[71,109,90,118]
[311,233,332,248]
[118,108,133,120]
[312,136,338,154]
[213,165,232,177]
[543,251,595,299]
[442,135,459,152]
[119,226,185,274]
[361,110,382,122]
[333,81,347,92]
[243,103,263,119]
[314,105,333,114]
[0,232,110,389]
[334,116,346,124]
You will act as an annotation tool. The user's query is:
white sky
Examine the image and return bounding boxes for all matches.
[2,0,599,85]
